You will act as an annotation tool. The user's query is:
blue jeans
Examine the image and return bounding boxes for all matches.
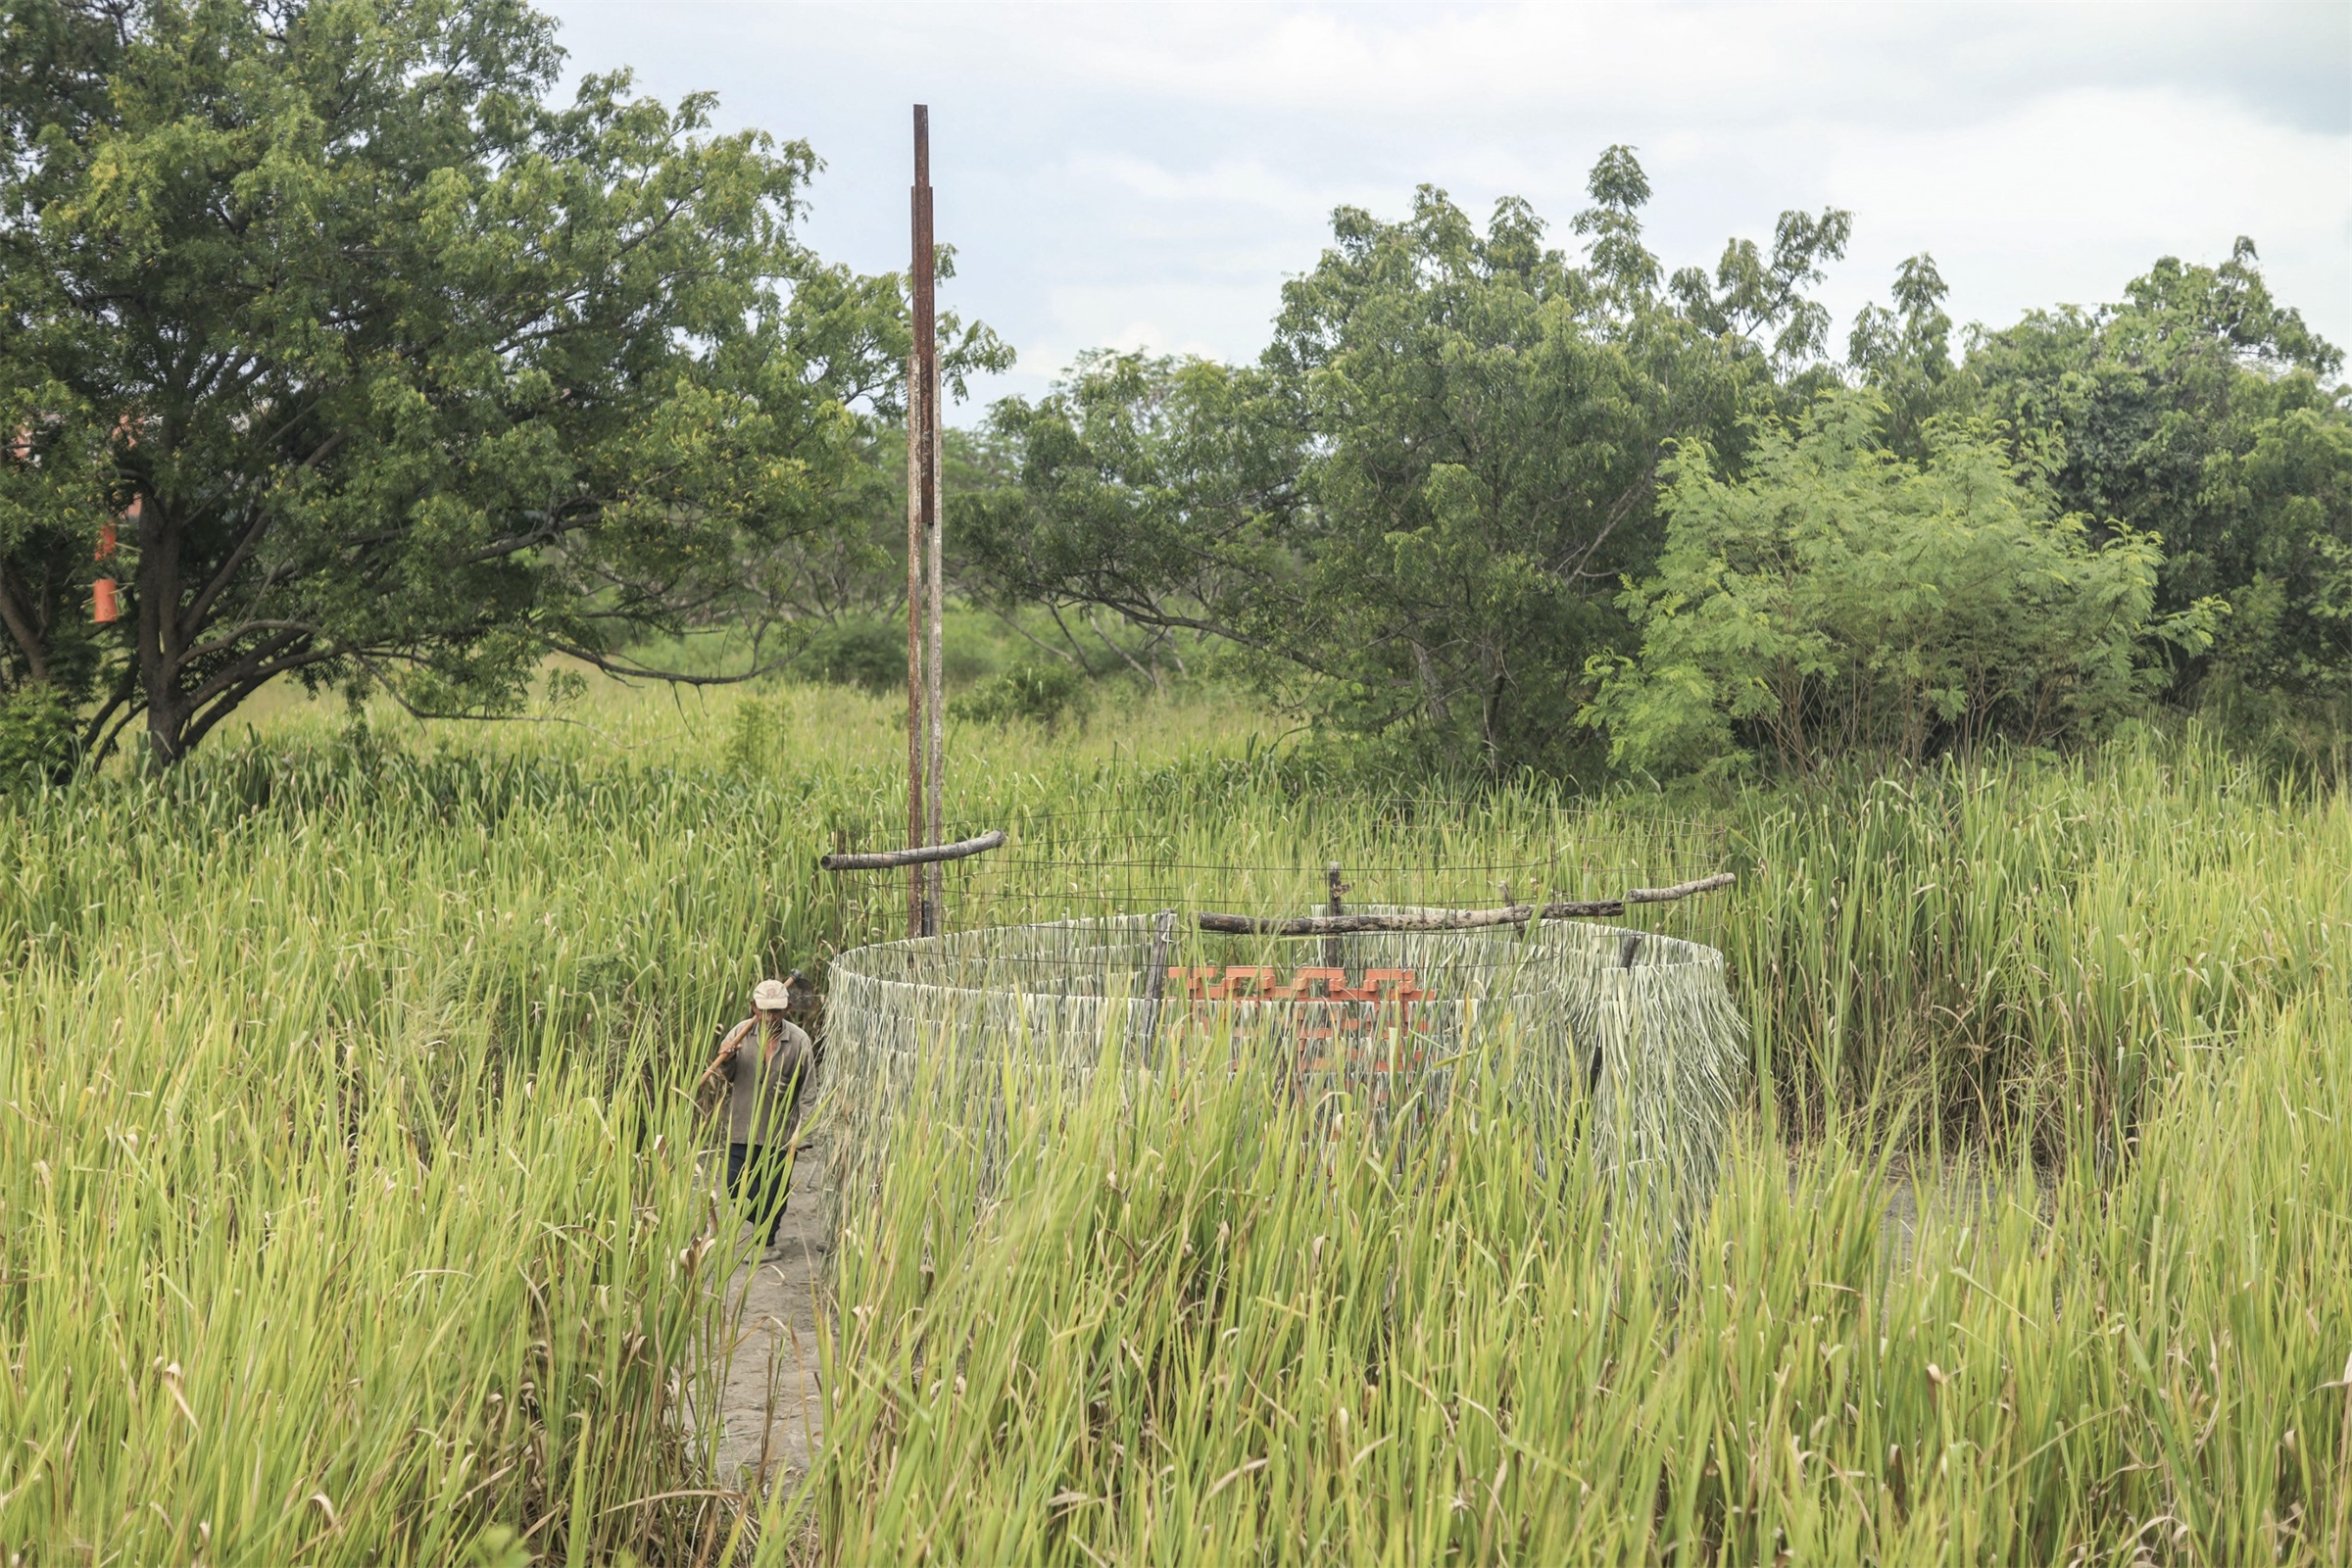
[726,1142,792,1242]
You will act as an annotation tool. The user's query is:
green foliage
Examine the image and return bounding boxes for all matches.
[954,653,1094,732]
[745,404,1019,643]
[0,680,74,786]
[966,153,1855,775]
[1970,239,2351,709]
[1847,253,1971,456]
[0,0,1004,767]
[0,376,111,700]
[958,349,1296,663]
[796,614,907,693]
[1587,395,2214,778]
[972,197,2348,776]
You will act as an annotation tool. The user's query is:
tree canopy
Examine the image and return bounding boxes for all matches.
[965,158,2348,778]
[961,156,1854,773]
[5,9,2341,785]
[0,0,1000,770]
[1967,241,2349,711]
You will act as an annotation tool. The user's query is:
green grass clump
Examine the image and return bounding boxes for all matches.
[0,800,733,1560]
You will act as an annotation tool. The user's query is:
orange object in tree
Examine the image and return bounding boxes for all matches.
[93,577,118,623]
[95,521,116,561]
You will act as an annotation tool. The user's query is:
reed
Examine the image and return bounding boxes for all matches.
[1,681,2342,1562]
[781,985,2349,1564]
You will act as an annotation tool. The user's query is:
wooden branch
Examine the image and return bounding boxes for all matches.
[182,627,308,709]
[76,664,139,762]
[1199,907,1524,935]
[178,652,337,755]
[173,618,322,671]
[547,642,783,687]
[818,829,1006,872]
[1624,871,1739,905]
[1194,870,1736,936]
[179,501,280,642]
[91,704,147,772]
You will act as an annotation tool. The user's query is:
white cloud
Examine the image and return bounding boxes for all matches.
[544,0,2352,413]
[1816,84,2351,331]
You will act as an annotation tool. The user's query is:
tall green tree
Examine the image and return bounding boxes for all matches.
[1970,241,2350,709]
[1846,252,1972,458]
[964,151,1851,773]
[0,0,998,769]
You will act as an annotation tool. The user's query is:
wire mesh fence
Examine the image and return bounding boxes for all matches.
[818,909,1746,1250]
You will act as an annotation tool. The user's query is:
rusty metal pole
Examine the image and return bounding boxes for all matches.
[922,183,946,935]
[905,105,932,939]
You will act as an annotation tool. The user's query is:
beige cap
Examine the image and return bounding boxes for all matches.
[752,978,793,1012]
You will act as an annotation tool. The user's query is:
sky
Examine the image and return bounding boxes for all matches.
[540,1,2352,419]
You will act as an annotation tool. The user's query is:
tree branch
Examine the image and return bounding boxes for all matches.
[817,829,1005,871]
[546,642,782,687]
[1560,457,1659,583]
[1196,872,1737,934]
[173,618,322,671]
[82,654,148,771]
[183,627,310,710]
[178,659,318,756]
[177,506,276,644]
[0,567,51,683]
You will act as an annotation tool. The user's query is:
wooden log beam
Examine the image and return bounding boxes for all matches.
[820,828,1005,871]
[1624,871,1740,905]
[1194,870,1736,937]
[1199,907,1524,935]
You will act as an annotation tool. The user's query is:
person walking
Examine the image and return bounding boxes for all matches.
[700,973,814,1255]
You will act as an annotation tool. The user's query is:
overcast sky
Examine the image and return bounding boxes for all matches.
[542,1,2351,418]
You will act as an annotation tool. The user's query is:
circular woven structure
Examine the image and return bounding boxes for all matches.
[820,912,1748,1241]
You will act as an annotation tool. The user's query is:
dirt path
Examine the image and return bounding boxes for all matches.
[704,1146,830,1495]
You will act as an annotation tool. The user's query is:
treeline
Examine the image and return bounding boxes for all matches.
[3,0,2344,783]
[951,164,2350,778]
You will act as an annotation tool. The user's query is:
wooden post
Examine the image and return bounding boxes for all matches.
[905,106,936,939]
[904,341,925,938]
[1137,908,1176,1066]
[1324,862,1347,972]
[923,294,946,934]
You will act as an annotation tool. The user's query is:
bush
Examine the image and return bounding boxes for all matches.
[0,684,77,788]
[1585,394,2218,778]
[798,617,906,693]
[953,656,1094,732]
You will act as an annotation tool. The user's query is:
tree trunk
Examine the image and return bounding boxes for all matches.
[0,565,51,685]
[134,492,186,769]
[1412,640,1450,728]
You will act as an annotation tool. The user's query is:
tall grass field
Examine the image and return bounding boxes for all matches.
[3,683,2346,1563]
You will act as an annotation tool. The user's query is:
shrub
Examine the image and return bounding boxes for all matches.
[798,617,906,693]
[1585,394,2218,778]
[953,656,1094,732]
[0,684,77,788]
